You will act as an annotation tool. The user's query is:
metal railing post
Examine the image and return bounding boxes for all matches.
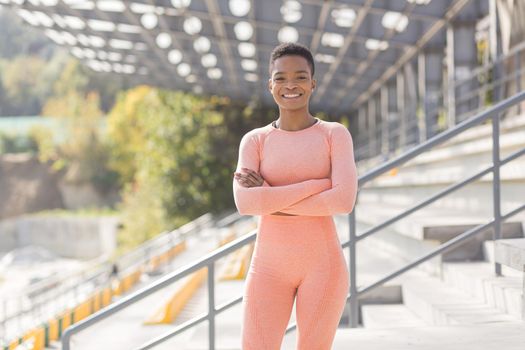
[492,113,502,276]
[348,210,358,327]
[516,51,522,115]
[208,263,216,350]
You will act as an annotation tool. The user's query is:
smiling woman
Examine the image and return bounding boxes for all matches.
[267,45,316,125]
[232,42,358,350]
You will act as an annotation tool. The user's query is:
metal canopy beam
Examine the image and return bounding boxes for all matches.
[204,0,240,94]
[349,0,473,112]
[312,0,374,105]
[1,0,485,115]
[328,1,418,112]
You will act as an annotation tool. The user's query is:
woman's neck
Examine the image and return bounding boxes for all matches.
[275,108,316,131]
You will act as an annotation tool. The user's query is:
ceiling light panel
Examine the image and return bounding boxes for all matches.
[183,16,202,35]
[238,42,256,58]
[229,0,250,17]
[331,7,356,28]
[156,32,172,49]
[281,0,302,24]
[193,36,211,53]
[141,13,158,29]
[0,0,468,112]
[171,0,191,9]
[130,2,158,14]
[177,62,191,77]
[278,26,298,43]
[382,11,409,32]
[88,19,115,32]
[96,0,125,12]
[233,21,254,41]
[16,9,40,26]
[321,32,344,48]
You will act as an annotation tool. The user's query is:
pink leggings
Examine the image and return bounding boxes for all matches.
[241,215,349,350]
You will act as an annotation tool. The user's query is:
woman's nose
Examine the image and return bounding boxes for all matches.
[284,81,298,89]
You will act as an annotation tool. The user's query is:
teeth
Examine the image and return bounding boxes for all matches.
[283,94,300,98]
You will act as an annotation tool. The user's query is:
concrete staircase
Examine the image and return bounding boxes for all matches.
[312,323,525,350]
[52,114,525,349]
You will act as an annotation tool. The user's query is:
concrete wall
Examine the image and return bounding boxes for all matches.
[0,154,64,220]
[0,215,118,259]
[0,154,120,219]
[0,218,17,252]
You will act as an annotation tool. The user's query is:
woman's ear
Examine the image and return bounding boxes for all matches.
[312,79,316,91]
[268,78,273,92]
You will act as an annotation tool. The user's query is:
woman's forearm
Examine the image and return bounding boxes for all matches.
[233,177,332,215]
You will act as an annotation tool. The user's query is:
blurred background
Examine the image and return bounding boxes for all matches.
[0,0,524,349]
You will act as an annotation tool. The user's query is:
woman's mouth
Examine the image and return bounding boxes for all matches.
[281,93,303,99]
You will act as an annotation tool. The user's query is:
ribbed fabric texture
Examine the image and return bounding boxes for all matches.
[233,118,358,216]
[234,118,357,349]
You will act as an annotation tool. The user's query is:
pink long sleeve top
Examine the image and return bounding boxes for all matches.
[232,117,358,216]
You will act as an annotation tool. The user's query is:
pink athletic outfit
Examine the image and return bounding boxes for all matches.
[233,117,358,349]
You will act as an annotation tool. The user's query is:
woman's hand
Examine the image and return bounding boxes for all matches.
[234,167,264,187]
[234,167,297,216]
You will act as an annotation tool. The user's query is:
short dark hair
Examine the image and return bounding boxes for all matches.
[269,42,315,77]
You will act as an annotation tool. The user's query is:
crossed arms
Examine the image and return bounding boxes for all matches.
[232,124,358,216]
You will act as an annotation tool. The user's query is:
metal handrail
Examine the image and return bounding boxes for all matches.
[0,212,216,345]
[342,90,525,327]
[62,232,257,350]
[62,91,525,349]
[359,91,525,183]
[356,40,525,163]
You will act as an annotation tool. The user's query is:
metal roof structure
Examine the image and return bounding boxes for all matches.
[0,0,481,114]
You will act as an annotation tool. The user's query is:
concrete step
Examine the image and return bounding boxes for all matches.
[355,203,523,264]
[404,129,525,169]
[361,304,427,328]
[326,322,525,350]
[55,231,234,350]
[441,260,523,319]
[357,181,525,220]
[433,113,525,149]
[361,117,525,182]
[357,204,523,242]
[495,238,525,271]
[357,113,525,172]
[402,274,521,326]
[160,314,525,350]
[164,321,525,350]
[356,218,443,276]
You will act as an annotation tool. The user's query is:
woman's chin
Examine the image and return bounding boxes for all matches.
[276,99,308,111]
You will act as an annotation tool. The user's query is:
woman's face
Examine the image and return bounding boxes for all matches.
[268,55,316,111]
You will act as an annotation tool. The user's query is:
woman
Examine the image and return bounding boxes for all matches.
[232,42,358,349]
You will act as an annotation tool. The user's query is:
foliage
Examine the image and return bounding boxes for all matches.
[27,125,58,164]
[0,131,38,154]
[106,86,273,247]
[0,8,121,115]
[39,89,119,193]
[115,181,168,252]
[105,85,152,185]
[33,207,118,217]
[1,56,48,115]
[32,58,121,195]
[0,9,55,60]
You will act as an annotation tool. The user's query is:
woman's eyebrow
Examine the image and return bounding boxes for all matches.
[273,70,309,75]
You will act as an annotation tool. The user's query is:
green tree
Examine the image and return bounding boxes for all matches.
[106,86,273,248]
[41,90,119,193]
[2,56,47,114]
